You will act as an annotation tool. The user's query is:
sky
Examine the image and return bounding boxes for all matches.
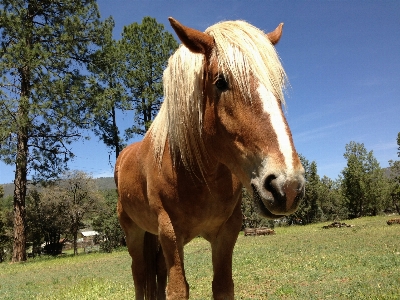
[1,0,399,184]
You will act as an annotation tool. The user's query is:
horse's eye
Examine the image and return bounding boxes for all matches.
[215,76,228,91]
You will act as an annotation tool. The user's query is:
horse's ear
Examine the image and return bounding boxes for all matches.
[267,23,284,45]
[168,17,214,55]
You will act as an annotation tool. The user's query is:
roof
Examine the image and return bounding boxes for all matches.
[81,231,99,237]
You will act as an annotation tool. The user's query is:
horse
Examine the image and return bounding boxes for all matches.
[114,17,305,300]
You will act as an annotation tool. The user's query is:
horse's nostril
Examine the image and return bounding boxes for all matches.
[264,174,278,194]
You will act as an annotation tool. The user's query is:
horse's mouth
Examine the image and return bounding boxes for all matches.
[251,185,285,219]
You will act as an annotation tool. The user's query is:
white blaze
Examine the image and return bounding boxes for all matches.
[257,84,294,174]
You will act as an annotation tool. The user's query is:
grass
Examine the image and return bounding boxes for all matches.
[1,215,399,299]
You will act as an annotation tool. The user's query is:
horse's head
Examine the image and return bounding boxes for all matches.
[168,18,305,218]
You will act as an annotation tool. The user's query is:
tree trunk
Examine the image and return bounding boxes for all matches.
[12,2,34,263]
[73,229,78,255]
[12,78,29,262]
[12,156,27,262]
[394,202,400,215]
[111,105,120,159]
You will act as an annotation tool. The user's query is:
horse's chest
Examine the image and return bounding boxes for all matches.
[161,180,242,235]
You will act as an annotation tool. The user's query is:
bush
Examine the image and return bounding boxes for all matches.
[92,190,124,253]
[241,189,274,229]
[0,209,13,263]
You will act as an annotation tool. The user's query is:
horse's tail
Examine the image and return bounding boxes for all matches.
[143,232,167,300]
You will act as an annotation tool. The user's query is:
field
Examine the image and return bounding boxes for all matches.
[0,215,399,299]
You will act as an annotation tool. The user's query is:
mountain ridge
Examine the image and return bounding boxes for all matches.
[1,177,115,198]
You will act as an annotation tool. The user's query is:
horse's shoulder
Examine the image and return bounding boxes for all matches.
[118,141,145,162]
[115,141,142,179]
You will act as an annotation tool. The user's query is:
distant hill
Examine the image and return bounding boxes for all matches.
[2,183,14,198]
[94,177,116,191]
[1,177,115,198]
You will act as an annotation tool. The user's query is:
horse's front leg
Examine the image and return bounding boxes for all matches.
[158,212,189,300]
[210,200,242,300]
[118,207,147,299]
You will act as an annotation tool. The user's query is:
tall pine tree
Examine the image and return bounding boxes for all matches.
[0,0,111,262]
[88,17,178,159]
[87,21,127,160]
[120,16,178,137]
[388,132,400,214]
[295,155,322,224]
[342,141,388,218]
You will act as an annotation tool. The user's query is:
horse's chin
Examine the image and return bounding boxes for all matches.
[251,185,285,219]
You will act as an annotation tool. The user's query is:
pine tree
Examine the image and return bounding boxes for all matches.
[294,155,323,224]
[89,17,178,158]
[397,132,400,158]
[0,0,111,262]
[388,132,400,214]
[319,176,347,220]
[87,20,127,159]
[120,16,178,137]
[342,142,367,218]
[342,141,389,218]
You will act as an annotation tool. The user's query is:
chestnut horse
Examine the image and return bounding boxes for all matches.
[115,17,305,300]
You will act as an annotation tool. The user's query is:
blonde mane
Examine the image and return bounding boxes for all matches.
[150,20,287,174]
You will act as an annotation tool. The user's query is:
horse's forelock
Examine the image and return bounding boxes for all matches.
[206,20,287,105]
[150,45,207,174]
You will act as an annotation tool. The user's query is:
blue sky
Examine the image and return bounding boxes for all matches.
[1,0,399,184]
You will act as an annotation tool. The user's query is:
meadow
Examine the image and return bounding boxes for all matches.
[0,215,399,299]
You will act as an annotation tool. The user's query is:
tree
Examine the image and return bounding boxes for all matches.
[389,160,400,214]
[25,190,43,256]
[87,22,127,160]
[0,186,12,262]
[0,208,12,262]
[342,142,389,218]
[59,171,102,255]
[241,188,274,229]
[25,172,102,257]
[293,155,323,224]
[388,132,400,214]
[397,132,400,158]
[365,151,390,215]
[342,142,367,218]
[88,17,178,159]
[0,0,111,262]
[119,16,178,137]
[26,187,70,256]
[318,176,347,220]
[92,189,124,252]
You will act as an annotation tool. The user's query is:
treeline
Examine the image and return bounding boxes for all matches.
[0,171,123,262]
[242,136,400,228]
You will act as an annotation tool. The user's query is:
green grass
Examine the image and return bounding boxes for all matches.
[1,216,399,299]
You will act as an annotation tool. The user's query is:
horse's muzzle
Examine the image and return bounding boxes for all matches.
[251,173,305,218]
